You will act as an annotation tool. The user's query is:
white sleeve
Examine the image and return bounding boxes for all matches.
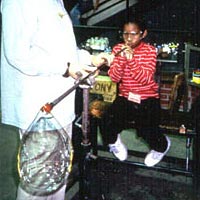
[77,49,92,66]
[1,1,67,76]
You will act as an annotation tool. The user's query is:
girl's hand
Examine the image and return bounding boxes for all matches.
[121,45,134,60]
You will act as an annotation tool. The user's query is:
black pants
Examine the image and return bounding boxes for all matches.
[100,96,167,152]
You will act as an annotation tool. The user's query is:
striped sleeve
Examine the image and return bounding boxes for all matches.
[108,44,127,83]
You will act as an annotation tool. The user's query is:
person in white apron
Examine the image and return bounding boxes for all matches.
[0,0,112,199]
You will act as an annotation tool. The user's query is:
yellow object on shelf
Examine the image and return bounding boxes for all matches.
[192,69,200,84]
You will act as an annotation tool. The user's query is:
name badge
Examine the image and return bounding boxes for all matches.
[128,92,141,104]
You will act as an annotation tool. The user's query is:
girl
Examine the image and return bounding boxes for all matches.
[101,19,171,167]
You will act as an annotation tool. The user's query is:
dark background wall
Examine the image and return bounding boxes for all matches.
[65,0,200,45]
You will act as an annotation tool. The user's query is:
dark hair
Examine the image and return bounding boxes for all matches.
[123,18,147,32]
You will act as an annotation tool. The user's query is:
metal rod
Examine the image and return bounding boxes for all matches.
[126,0,130,21]
[98,156,194,176]
[82,87,90,144]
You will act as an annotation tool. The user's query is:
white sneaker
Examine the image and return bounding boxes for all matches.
[109,134,128,161]
[144,136,171,167]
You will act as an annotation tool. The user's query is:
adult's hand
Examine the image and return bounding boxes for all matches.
[91,53,114,67]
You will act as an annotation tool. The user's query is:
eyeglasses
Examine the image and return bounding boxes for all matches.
[123,31,143,37]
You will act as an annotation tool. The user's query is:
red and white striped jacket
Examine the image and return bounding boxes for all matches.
[108,42,159,100]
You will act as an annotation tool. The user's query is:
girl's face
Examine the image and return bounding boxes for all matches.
[122,23,146,48]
